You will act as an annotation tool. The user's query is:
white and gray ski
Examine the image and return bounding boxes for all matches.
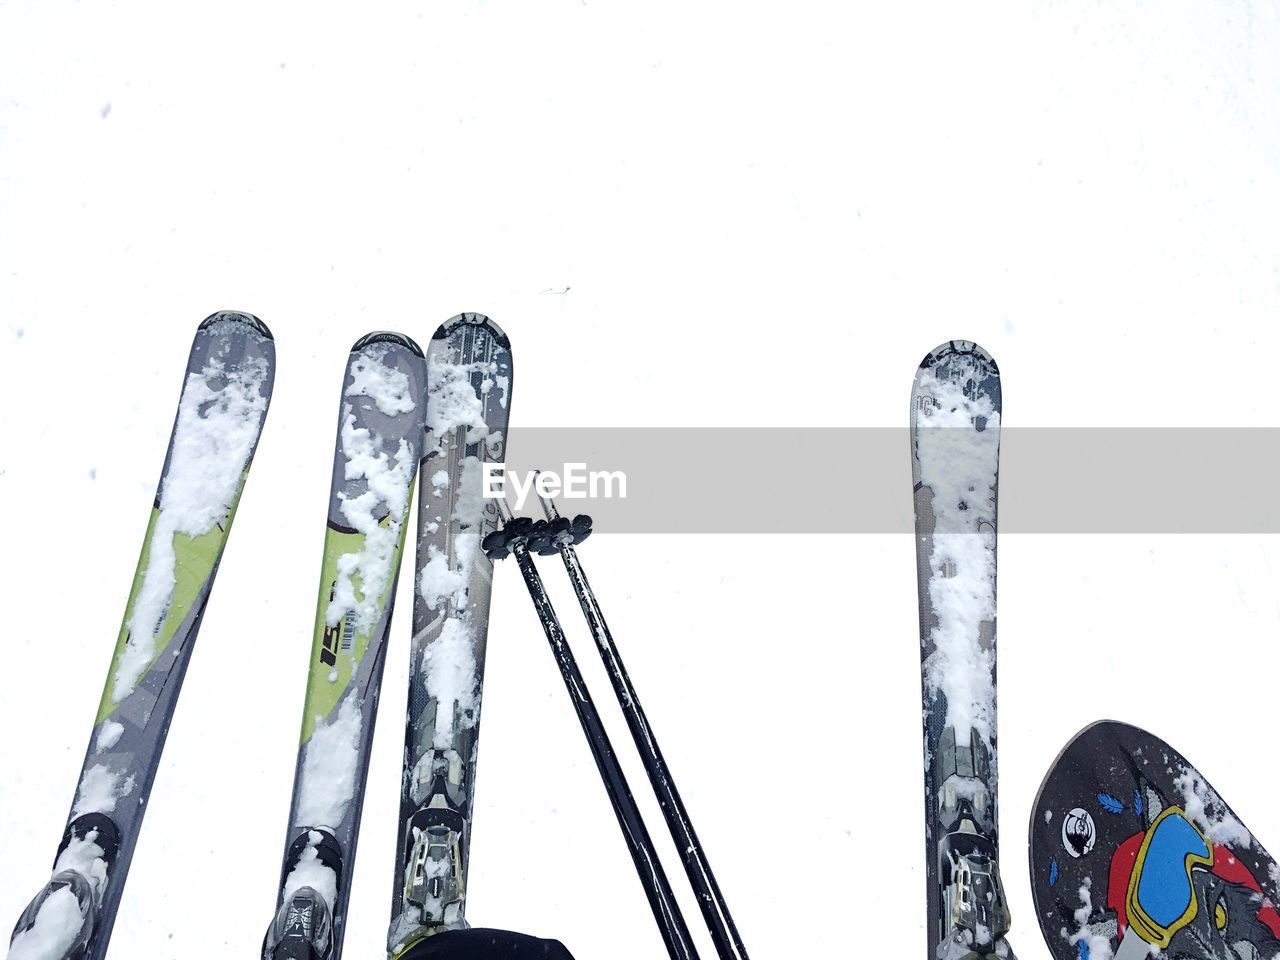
[263,332,428,960]
[389,313,512,960]
[910,340,1015,960]
[8,312,275,960]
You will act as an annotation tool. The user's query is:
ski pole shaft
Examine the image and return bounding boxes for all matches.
[495,505,700,960]
[538,495,749,960]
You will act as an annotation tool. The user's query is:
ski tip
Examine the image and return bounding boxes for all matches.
[199,311,273,341]
[352,330,425,357]
[1065,718,1147,751]
[1027,718,1129,847]
[919,339,998,374]
[434,312,511,349]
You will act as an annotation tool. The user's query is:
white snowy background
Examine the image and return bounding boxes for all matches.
[3,3,1280,959]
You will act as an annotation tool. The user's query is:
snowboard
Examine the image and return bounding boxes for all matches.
[1030,720,1280,960]
[910,340,1015,960]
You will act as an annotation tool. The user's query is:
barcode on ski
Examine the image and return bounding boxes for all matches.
[341,612,356,651]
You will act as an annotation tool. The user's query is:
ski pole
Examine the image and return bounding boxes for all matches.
[483,502,701,960]
[532,491,749,960]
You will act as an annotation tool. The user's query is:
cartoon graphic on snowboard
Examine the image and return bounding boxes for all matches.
[1029,721,1280,960]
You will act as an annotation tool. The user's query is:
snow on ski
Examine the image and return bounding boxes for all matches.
[390,313,512,960]
[910,341,1015,960]
[8,312,275,960]
[264,332,427,960]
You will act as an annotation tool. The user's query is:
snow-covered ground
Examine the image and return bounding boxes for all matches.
[3,3,1280,959]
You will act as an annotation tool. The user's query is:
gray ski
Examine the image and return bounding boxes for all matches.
[263,332,427,960]
[389,313,512,960]
[8,312,275,960]
[910,340,1015,960]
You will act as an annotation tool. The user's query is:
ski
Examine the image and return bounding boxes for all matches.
[389,313,512,960]
[8,312,275,960]
[1029,721,1280,960]
[910,340,1015,960]
[263,332,428,960]
[532,493,749,960]
[483,507,702,960]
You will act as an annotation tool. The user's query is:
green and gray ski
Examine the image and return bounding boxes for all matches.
[263,332,427,960]
[8,312,275,960]
[389,313,512,960]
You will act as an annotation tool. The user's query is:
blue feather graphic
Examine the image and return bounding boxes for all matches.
[1098,793,1125,814]
[1049,859,1059,887]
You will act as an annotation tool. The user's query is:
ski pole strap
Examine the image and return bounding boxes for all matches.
[1124,806,1214,948]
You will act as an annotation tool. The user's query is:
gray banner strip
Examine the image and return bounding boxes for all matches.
[498,428,1280,533]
